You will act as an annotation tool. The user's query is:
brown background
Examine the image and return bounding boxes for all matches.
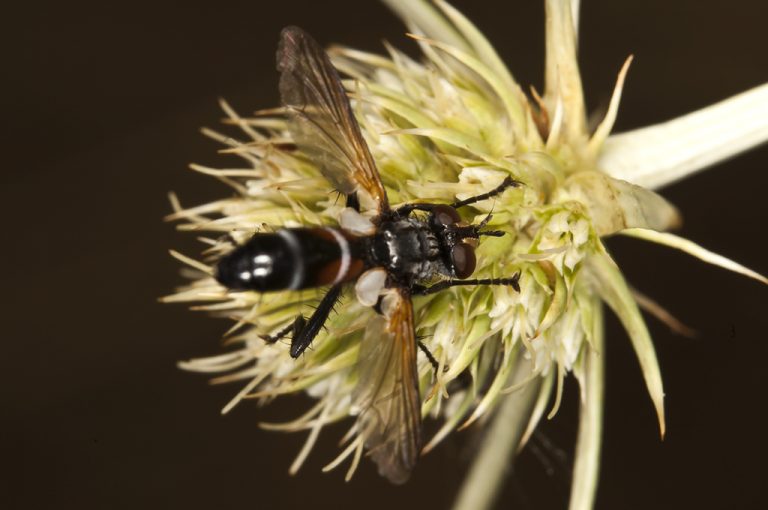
[4,1,767,509]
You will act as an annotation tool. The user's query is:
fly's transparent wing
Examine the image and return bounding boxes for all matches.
[353,289,422,483]
[277,26,389,214]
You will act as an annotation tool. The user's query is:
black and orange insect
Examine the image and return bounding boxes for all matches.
[215,26,521,483]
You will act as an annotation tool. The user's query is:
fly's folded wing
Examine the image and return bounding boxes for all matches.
[353,289,422,483]
[277,26,389,214]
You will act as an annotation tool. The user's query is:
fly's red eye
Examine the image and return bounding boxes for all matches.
[432,204,462,227]
[451,243,476,279]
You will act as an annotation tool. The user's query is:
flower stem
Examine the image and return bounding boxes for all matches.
[569,301,604,510]
[452,365,542,510]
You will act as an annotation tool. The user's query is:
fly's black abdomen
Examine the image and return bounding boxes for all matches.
[215,228,364,292]
[215,232,293,291]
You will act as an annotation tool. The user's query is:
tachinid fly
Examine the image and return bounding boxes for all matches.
[214,26,522,484]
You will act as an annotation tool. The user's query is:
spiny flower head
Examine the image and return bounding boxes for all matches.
[165,0,767,506]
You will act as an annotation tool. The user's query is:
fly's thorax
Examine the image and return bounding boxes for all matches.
[368,217,450,282]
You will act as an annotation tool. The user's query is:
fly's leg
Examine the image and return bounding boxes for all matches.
[346,192,360,212]
[258,284,344,358]
[394,176,521,218]
[259,316,306,344]
[394,202,438,217]
[412,272,522,296]
[451,176,521,209]
[417,340,444,381]
[289,284,343,358]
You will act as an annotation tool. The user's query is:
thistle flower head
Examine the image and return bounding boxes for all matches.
[165,0,767,505]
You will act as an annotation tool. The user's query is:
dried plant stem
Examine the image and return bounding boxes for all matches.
[452,370,542,510]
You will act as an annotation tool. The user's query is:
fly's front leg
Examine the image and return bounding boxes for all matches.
[396,176,521,218]
[394,202,438,218]
[451,176,522,209]
[413,272,522,296]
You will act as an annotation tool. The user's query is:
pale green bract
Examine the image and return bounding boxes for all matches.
[165,1,768,509]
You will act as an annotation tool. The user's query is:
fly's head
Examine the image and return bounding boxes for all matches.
[428,205,505,279]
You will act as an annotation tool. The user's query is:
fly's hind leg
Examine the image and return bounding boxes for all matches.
[259,284,343,358]
[289,284,343,358]
[259,315,306,344]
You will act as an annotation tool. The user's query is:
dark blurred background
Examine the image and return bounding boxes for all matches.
[3,1,767,509]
